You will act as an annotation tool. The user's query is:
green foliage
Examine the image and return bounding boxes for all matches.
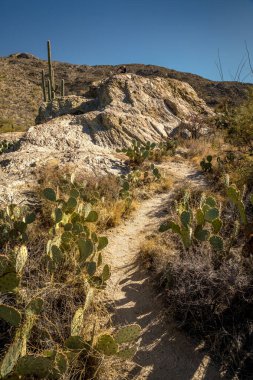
[225,89,253,151]
[160,185,253,258]
[159,191,224,252]
[120,140,156,165]
[119,139,177,166]
[200,155,213,172]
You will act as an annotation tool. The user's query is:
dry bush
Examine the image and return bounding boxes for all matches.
[140,184,253,379]
[179,134,224,165]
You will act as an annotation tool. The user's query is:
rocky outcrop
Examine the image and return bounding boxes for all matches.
[0,74,213,204]
[36,74,212,145]
[35,95,98,124]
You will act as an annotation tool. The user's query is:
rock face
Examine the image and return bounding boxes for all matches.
[36,73,212,146]
[35,95,98,124]
[0,74,212,203]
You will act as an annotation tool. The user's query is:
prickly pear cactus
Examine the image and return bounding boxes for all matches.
[0,272,19,292]
[16,355,52,378]
[117,345,138,359]
[209,235,224,251]
[71,307,85,337]
[227,184,247,225]
[15,245,28,274]
[114,324,141,344]
[95,334,118,356]
[0,304,21,327]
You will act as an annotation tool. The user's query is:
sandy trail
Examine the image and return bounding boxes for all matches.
[104,160,221,380]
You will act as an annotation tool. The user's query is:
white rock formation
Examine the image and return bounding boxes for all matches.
[0,74,213,203]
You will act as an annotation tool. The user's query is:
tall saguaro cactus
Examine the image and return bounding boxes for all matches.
[40,41,65,102]
[47,40,55,99]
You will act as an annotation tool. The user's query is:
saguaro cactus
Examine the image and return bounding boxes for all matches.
[41,41,66,102]
[47,40,55,99]
[47,79,52,102]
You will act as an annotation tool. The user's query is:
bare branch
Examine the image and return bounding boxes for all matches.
[245,40,253,76]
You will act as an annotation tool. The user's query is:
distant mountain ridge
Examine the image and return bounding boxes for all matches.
[0,53,251,132]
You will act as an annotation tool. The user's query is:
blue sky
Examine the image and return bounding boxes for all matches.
[1,0,253,82]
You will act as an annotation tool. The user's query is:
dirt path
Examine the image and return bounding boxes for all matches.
[104,159,221,380]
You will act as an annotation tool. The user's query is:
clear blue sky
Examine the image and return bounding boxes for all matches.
[1,0,253,82]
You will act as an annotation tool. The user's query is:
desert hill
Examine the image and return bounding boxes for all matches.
[0,53,251,132]
[0,72,212,203]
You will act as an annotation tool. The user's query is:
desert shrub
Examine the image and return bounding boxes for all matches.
[227,98,253,152]
[157,185,253,377]
[215,90,253,152]
[163,251,253,379]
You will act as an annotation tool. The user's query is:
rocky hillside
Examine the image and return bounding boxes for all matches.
[0,73,212,203]
[0,53,251,132]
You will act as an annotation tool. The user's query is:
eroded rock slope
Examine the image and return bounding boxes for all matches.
[0,73,212,203]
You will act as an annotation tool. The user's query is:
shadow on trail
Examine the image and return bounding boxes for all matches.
[111,258,220,380]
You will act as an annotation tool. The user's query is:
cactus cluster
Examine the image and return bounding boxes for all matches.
[159,191,224,251]
[119,139,177,166]
[41,41,65,102]
[0,204,35,249]
[119,163,161,201]
[119,140,156,165]
[0,209,46,378]
[0,175,144,378]
[43,184,110,288]
[200,155,213,172]
[160,182,253,257]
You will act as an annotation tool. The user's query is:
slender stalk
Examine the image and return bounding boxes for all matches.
[47,79,52,101]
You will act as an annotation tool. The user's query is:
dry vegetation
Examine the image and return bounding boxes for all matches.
[140,97,253,379]
[0,137,176,379]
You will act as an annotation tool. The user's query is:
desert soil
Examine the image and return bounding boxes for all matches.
[104,159,221,380]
